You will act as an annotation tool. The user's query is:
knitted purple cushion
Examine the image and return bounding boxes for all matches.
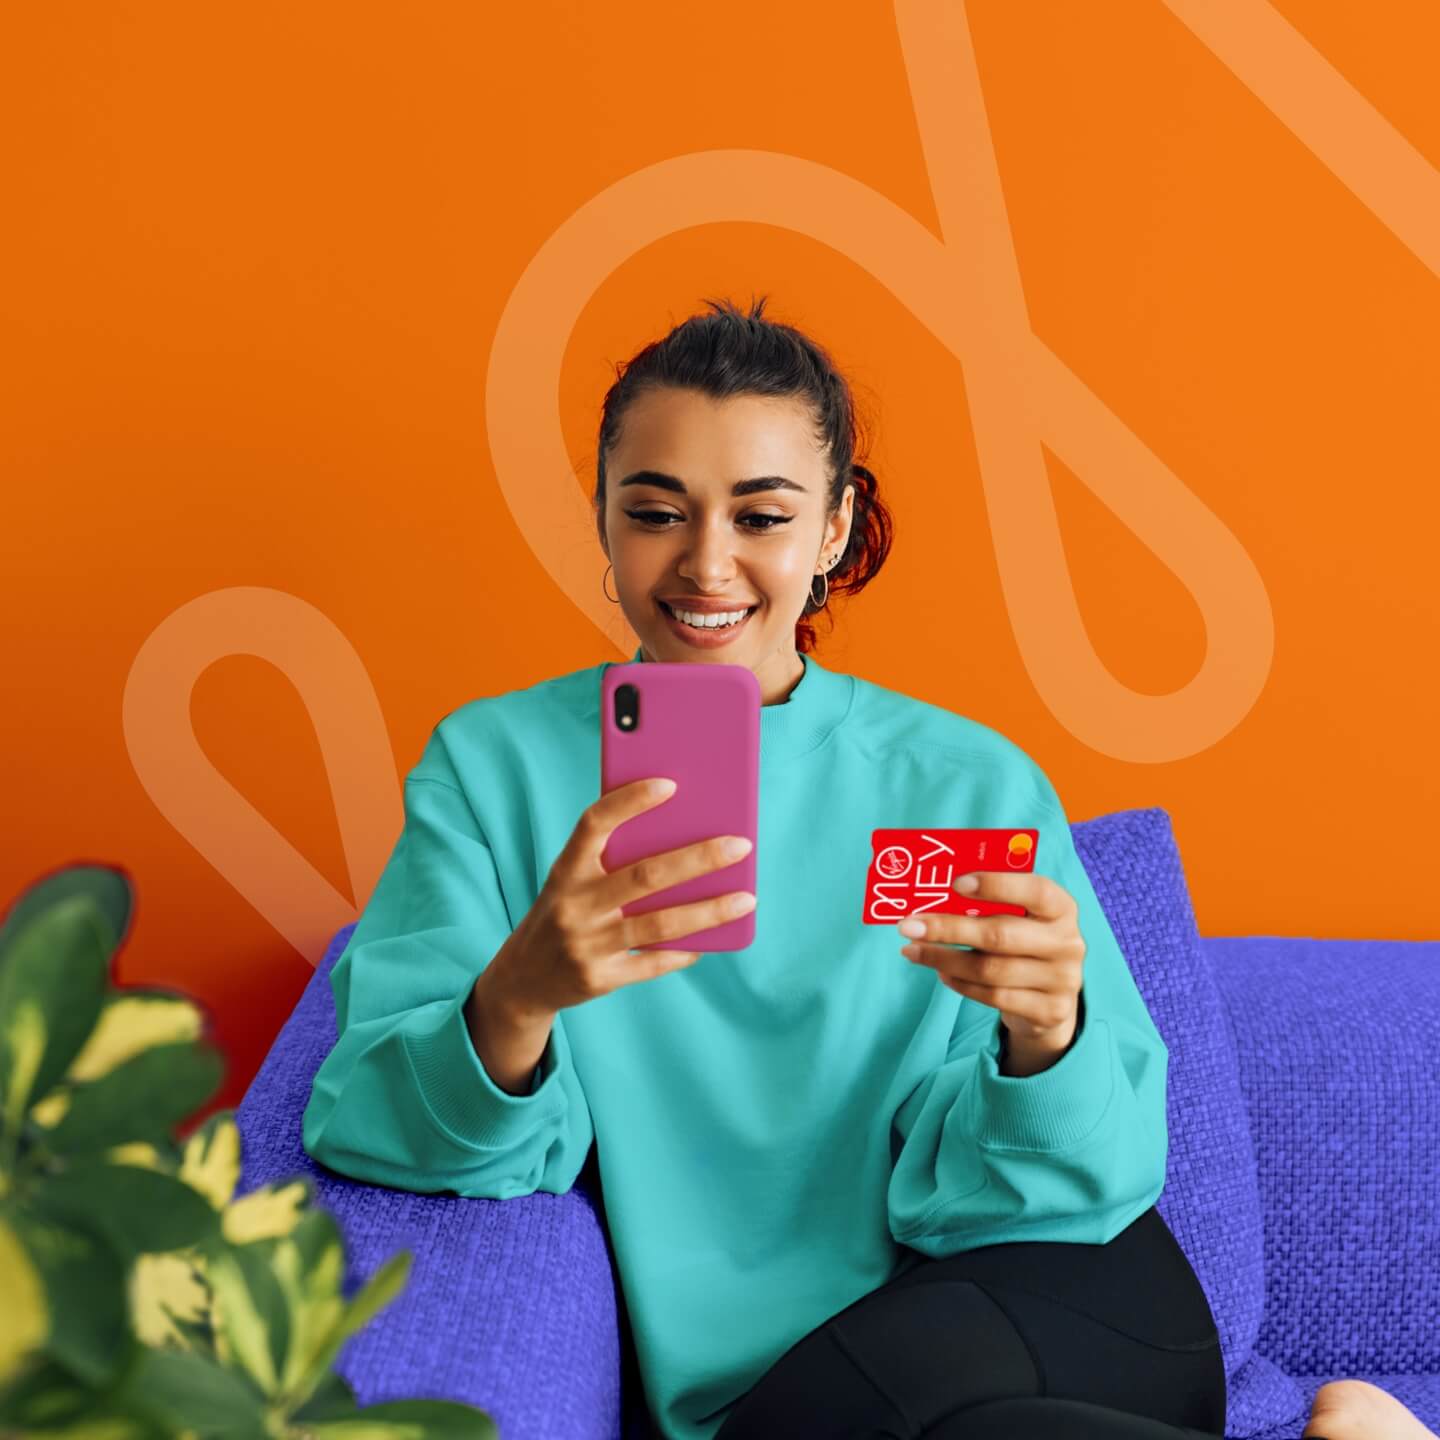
[1204,934,1440,1439]
[1072,807,1301,1438]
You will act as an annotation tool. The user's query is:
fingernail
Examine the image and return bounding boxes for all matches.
[723,836,752,859]
[954,874,979,893]
[898,918,926,938]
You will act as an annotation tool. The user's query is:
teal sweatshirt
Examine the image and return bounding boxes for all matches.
[302,647,1170,1440]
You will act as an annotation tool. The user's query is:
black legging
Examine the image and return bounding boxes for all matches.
[712,1205,1240,1440]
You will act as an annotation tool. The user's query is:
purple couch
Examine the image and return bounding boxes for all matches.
[234,807,1440,1439]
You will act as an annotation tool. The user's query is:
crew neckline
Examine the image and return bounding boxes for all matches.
[601,645,855,762]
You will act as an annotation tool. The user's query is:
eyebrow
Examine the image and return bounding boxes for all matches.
[617,470,809,497]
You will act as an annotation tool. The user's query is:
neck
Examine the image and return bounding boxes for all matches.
[636,642,806,707]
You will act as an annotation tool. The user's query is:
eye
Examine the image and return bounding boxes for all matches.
[625,510,793,532]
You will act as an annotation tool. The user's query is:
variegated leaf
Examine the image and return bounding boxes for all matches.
[68,994,204,1085]
[0,896,110,1121]
[179,1112,240,1211]
[222,1180,309,1246]
[128,1250,210,1351]
[0,1208,49,1384]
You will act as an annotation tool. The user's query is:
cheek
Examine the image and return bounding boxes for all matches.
[765,541,815,574]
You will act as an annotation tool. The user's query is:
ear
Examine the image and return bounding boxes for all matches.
[830,481,856,553]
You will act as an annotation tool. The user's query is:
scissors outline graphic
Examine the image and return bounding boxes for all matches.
[125,0,1439,959]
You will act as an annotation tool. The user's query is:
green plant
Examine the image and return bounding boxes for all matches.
[0,864,498,1438]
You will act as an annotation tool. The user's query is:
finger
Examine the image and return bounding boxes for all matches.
[952,869,1069,922]
[589,778,676,865]
[899,943,1058,994]
[910,953,1073,1026]
[929,968,1055,1019]
[898,909,1060,960]
[624,946,700,974]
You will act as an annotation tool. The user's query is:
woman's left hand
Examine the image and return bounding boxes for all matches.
[897,870,1085,1063]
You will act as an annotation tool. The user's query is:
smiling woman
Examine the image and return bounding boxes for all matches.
[590,295,896,707]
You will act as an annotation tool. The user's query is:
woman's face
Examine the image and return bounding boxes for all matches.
[601,386,854,705]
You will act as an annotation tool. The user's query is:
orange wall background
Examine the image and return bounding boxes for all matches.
[4,0,1438,1120]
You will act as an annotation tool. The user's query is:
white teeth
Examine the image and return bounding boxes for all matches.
[667,603,751,628]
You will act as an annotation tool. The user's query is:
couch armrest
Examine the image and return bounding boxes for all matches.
[234,935,633,1440]
[1203,936,1440,1374]
[299,1166,627,1440]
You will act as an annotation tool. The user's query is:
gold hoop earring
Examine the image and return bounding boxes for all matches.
[810,554,838,609]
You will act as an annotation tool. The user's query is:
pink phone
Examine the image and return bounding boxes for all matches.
[599,659,759,952]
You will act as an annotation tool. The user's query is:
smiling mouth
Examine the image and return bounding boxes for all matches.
[658,599,759,625]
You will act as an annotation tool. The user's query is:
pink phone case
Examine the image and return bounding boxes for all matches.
[599,660,759,952]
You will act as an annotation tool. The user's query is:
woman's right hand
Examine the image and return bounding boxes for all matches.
[491,778,755,1018]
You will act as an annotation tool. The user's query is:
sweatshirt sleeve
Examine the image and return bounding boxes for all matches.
[886,777,1170,1254]
[301,725,594,1200]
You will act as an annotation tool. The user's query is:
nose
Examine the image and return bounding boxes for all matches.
[677,518,744,589]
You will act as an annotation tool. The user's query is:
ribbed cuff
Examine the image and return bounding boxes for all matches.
[970,1005,1116,1152]
[403,985,562,1150]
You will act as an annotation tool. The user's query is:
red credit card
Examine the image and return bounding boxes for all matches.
[862,828,1040,924]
